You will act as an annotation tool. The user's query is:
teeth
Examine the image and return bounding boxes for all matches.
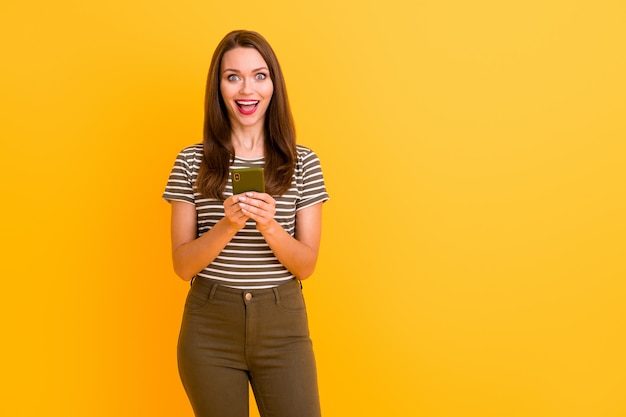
[236,100,258,105]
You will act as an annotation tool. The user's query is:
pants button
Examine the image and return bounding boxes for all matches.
[245,292,252,301]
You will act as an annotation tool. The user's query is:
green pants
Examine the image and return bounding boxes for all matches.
[178,278,322,417]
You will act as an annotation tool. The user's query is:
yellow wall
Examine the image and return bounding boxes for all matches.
[2,1,625,416]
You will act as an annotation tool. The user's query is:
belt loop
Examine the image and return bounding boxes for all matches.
[208,283,218,301]
[272,286,281,304]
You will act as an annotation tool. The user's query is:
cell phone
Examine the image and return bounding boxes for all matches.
[231,167,265,194]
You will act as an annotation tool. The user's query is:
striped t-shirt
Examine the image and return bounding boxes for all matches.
[163,143,329,289]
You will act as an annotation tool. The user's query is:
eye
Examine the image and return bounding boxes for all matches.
[227,74,241,81]
[255,73,268,80]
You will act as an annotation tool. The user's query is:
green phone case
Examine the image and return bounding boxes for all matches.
[231,167,265,194]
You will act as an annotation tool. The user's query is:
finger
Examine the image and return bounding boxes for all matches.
[244,196,275,213]
[245,192,275,204]
[225,202,248,221]
[230,209,249,224]
[241,203,269,221]
[225,195,243,208]
[239,202,257,216]
[239,198,263,212]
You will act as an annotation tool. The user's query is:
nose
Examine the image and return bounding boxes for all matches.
[240,78,253,94]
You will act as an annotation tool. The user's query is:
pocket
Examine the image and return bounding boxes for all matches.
[277,289,306,313]
[184,288,211,312]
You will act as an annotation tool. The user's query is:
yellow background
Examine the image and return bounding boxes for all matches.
[2,1,625,416]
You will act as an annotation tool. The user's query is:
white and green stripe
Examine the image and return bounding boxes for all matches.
[163,144,329,289]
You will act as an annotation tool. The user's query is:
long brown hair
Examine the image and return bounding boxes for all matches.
[196,30,296,200]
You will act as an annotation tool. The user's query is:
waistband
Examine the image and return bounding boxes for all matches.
[190,277,302,303]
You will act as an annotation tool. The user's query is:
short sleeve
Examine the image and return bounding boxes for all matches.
[296,147,330,211]
[162,146,198,204]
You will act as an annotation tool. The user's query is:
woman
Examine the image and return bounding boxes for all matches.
[163,30,329,417]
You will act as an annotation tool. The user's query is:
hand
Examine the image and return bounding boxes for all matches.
[237,192,277,232]
[223,195,250,230]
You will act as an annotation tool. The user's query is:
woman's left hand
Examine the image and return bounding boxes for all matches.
[237,192,277,232]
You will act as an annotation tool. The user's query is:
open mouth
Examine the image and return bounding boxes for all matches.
[236,100,259,115]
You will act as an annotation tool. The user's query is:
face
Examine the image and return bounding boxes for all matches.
[220,47,274,130]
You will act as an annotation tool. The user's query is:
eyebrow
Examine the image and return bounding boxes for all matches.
[222,67,269,73]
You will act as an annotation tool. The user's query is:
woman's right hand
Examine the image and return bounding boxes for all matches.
[171,197,248,281]
[223,195,250,230]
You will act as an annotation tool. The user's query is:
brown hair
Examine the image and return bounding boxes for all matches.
[196,30,296,200]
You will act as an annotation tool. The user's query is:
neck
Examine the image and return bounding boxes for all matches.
[230,126,265,159]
